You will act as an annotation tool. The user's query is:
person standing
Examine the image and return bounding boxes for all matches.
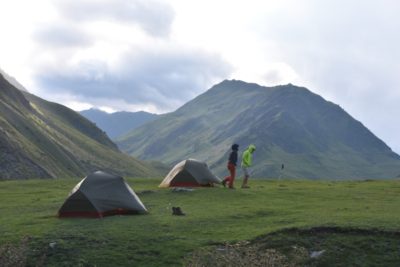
[241,144,256,188]
[222,144,239,189]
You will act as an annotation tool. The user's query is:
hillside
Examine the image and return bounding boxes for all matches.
[0,67,27,92]
[0,73,160,179]
[117,80,400,179]
[80,108,158,139]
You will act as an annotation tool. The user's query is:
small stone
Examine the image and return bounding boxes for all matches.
[310,250,325,258]
[49,242,57,249]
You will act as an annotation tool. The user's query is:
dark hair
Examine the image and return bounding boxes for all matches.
[231,144,239,150]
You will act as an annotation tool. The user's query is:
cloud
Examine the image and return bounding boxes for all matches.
[35,46,232,112]
[249,0,400,152]
[31,0,234,113]
[32,24,93,48]
[4,0,398,152]
[54,0,175,37]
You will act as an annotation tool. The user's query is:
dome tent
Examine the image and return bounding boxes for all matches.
[159,159,221,187]
[58,171,147,218]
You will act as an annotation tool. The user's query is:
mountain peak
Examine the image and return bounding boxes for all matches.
[117,80,400,179]
[0,73,31,110]
[80,109,158,139]
[215,79,309,94]
[215,79,265,89]
[0,68,28,92]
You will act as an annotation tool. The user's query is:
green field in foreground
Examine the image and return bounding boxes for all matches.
[1,178,400,266]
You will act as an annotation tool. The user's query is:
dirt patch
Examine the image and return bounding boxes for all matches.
[185,227,400,267]
[0,236,30,267]
[185,241,304,267]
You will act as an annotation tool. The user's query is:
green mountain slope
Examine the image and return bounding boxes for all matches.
[0,67,28,92]
[80,108,158,139]
[117,80,400,179]
[0,73,160,179]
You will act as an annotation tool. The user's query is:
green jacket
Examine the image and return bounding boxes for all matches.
[241,145,256,167]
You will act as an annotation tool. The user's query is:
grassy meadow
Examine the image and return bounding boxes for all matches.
[1,178,400,266]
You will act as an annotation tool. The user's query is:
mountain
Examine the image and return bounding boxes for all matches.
[80,109,158,139]
[116,80,400,179]
[0,68,28,92]
[0,73,160,179]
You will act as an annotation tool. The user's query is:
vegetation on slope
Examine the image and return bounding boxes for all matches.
[0,73,160,179]
[117,80,400,179]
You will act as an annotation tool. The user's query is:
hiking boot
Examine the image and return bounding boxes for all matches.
[175,207,185,216]
[172,207,185,216]
[222,180,227,188]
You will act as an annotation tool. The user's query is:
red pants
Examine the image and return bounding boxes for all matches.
[223,163,236,188]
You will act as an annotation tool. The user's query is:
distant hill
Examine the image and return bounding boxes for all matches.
[0,73,160,179]
[117,80,400,179]
[80,109,158,139]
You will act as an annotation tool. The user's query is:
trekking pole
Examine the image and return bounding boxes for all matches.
[278,163,284,181]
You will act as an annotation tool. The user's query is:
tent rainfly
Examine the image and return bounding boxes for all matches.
[159,159,221,187]
[58,171,147,218]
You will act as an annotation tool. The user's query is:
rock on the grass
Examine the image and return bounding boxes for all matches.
[49,242,57,249]
[310,250,325,258]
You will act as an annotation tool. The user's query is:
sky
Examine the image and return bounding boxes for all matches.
[0,0,399,153]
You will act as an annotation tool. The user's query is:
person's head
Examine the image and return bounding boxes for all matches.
[231,144,239,151]
[249,144,256,153]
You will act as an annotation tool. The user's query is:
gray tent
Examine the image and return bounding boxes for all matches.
[58,171,147,218]
[159,159,221,187]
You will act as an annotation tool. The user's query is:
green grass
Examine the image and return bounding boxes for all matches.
[1,179,400,266]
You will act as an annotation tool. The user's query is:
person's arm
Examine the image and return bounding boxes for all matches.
[242,151,250,166]
[248,153,252,166]
[232,152,238,166]
[228,152,233,163]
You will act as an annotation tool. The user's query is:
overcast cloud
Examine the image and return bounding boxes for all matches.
[56,0,175,37]
[36,46,232,111]
[0,0,399,153]
[250,0,400,153]
[33,24,93,48]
